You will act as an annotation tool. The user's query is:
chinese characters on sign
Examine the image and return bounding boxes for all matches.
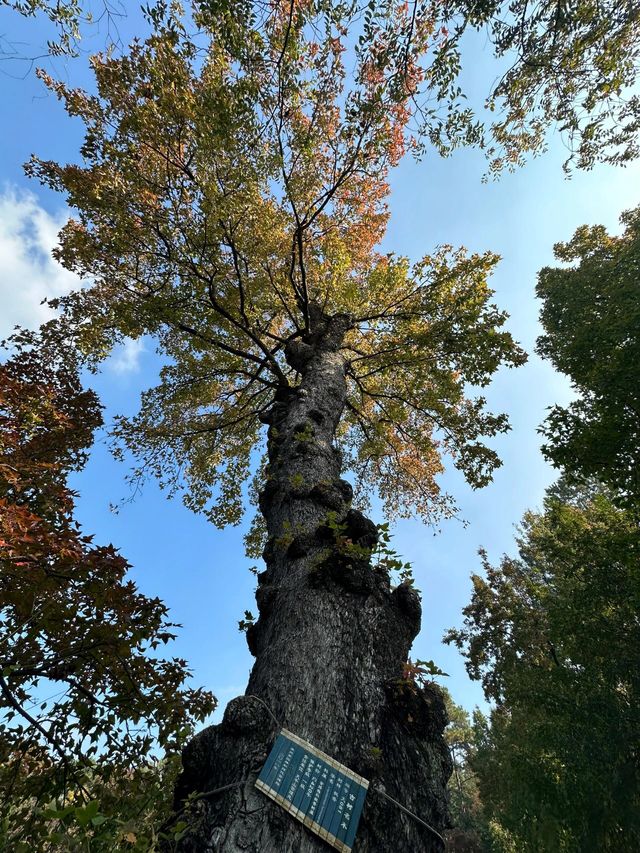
[255,729,369,852]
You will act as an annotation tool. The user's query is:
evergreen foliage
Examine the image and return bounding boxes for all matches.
[448,208,640,851]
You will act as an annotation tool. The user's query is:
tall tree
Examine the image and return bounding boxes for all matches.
[0,333,216,851]
[537,206,640,506]
[446,493,640,852]
[26,4,525,848]
[448,208,640,851]
[22,1,640,849]
[441,687,489,852]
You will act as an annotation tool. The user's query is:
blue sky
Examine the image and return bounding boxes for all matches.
[1,5,639,724]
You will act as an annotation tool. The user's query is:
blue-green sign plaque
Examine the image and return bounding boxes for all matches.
[255,729,369,852]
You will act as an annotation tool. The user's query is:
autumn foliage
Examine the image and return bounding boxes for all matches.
[28,0,526,537]
[0,334,215,850]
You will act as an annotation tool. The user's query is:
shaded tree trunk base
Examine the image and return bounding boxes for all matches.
[172,561,451,852]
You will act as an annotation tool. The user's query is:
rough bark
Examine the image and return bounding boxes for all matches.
[171,308,452,852]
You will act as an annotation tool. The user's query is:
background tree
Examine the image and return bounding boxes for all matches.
[0,332,216,851]
[537,206,640,506]
[20,1,640,850]
[447,208,640,851]
[447,493,640,852]
[441,689,520,853]
[441,687,488,852]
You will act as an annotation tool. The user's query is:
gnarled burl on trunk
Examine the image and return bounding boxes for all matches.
[171,308,452,852]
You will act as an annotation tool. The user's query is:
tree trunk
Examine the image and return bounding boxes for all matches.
[171,308,452,852]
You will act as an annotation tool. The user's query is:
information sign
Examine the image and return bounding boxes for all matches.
[255,729,369,852]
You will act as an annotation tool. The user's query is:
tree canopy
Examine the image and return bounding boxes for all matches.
[28,0,532,531]
[0,333,216,850]
[21,0,640,528]
[537,206,640,506]
[447,492,640,851]
[6,0,640,169]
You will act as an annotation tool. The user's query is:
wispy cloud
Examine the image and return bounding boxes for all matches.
[106,336,146,375]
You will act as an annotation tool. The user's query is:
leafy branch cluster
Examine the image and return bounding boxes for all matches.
[372,521,415,586]
[0,334,216,850]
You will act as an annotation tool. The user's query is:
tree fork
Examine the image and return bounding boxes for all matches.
[171,309,452,851]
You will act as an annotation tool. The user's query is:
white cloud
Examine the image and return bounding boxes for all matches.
[106,336,145,375]
[0,186,143,375]
[0,186,79,339]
